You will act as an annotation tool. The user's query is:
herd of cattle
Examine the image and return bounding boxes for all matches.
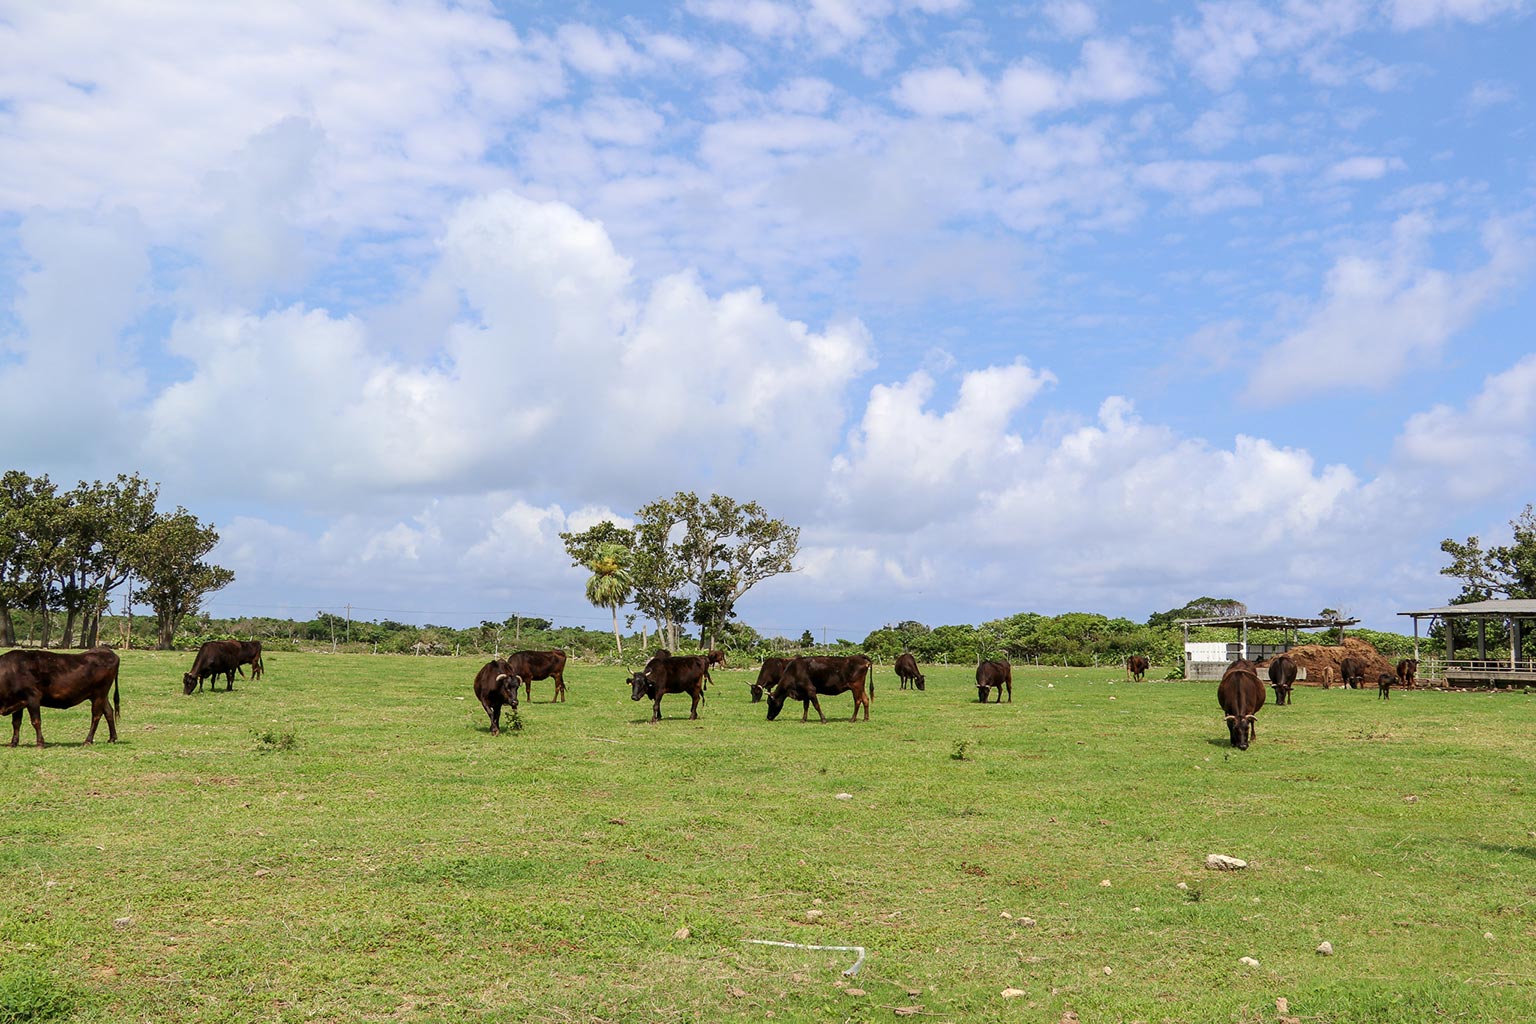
[1,640,1421,749]
[1217,653,1419,750]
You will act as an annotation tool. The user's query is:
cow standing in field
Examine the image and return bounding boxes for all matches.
[1340,657,1365,690]
[237,640,264,680]
[751,657,790,702]
[184,640,245,694]
[473,660,522,735]
[1,647,120,748]
[1267,655,1297,706]
[1396,659,1418,689]
[1125,655,1149,682]
[506,649,567,702]
[1377,672,1394,700]
[630,654,710,722]
[1217,659,1265,750]
[976,659,1012,703]
[895,653,926,691]
[765,655,873,723]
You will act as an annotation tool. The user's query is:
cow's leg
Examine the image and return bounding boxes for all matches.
[9,709,19,747]
[84,696,103,744]
[800,699,810,722]
[524,677,533,702]
[102,692,118,742]
[26,704,43,748]
[555,670,566,702]
[689,689,700,719]
[1006,682,1012,703]
[652,694,664,722]
[811,695,825,723]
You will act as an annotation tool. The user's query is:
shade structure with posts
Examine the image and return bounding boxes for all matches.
[1398,599,1536,687]
[1175,613,1359,680]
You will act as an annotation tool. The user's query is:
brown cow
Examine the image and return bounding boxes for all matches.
[1377,671,1394,700]
[895,653,925,690]
[751,657,790,702]
[473,660,522,735]
[976,659,1012,703]
[1217,659,1265,750]
[1,647,120,748]
[630,654,710,722]
[506,649,567,702]
[1395,658,1418,689]
[1340,657,1366,690]
[183,640,245,694]
[237,640,264,681]
[766,655,872,722]
[1125,655,1150,682]
[1267,655,1297,706]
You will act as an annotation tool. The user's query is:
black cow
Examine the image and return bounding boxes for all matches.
[630,654,710,722]
[184,640,245,694]
[1,647,120,748]
[751,657,790,702]
[1267,655,1297,706]
[976,659,1012,703]
[895,653,925,691]
[1125,655,1149,682]
[766,655,872,723]
[1377,671,1394,700]
[1396,658,1418,689]
[506,649,567,702]
[473,660,522,735]
[1217,659,1265,750]
[1340,657,1366,690]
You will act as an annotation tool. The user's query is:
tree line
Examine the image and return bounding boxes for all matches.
[0,471,233,650]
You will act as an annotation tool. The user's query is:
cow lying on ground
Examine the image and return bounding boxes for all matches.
[895,653,925,690]
[766,655,872,722]
[506,649,567,702]
[751,657,790,702]
[1125,655,1149,682]
[1378,671,1393,700]
[184,640,245,694]
[1217,659,1265,750]
[1267,655,1296,706]
[630,653,710,722]
[976,659,1012,703]
[1,647,120,748]
[473,660,522,735]
[1396,658,1418,689]
[1340,657,1365,690]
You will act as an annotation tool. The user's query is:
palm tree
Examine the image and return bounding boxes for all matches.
[584,542,632,656]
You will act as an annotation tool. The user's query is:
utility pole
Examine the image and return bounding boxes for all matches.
[345,603,351,644]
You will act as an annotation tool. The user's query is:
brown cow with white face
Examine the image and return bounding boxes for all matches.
[1,647,120,748]
[1217,659,1265,750]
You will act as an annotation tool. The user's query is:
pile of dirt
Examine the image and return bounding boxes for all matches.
[1256,637,1397,688]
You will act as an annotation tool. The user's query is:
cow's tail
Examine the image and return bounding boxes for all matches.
[868,664,874,698]
[113,661,121,719]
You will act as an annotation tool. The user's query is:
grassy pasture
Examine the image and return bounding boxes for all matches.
[2,651,1533,1023]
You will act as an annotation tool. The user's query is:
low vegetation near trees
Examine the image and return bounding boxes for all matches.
[3,652,1531,1022]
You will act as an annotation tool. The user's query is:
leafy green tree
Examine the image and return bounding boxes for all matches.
[667,491,799,650]
[56,474,160,647]
[131,509,235,649]
[1441,505,1536,600]
[799,629,815,649]
[1146,597,1247,628]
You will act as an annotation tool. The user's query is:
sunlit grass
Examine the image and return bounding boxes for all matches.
[2,651,1532,1022]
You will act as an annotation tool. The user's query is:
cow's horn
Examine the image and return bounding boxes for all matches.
[1224,714,1237,723]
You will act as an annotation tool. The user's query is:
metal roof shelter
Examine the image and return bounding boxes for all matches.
[1398,599,1536,684]
[1174,613,1359,679]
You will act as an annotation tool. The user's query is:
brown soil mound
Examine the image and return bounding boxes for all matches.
[1256,637,1397,688]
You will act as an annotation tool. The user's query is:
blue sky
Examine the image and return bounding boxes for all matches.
[2,0,1533,639]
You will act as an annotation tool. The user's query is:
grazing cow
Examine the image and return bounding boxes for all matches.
[1217,659,1265,750]
[751,657,790,702]
[1125,655,1150,682]
[473,660,522,735]
[1340,657,1365,690]
[630,654,710,722]
[975,659,1012,703]
[1396,658,1418,689]
[766,655,873,723]
[183,640,245,694]
[895,653,926,691]
[1377,671,1394,700]
[1267,655,1297,706]
[506,649,567,702]
[1,647,120,748]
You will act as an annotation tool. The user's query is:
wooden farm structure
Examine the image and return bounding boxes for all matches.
[1176,612,1359,681]
[1398,599,1536,687]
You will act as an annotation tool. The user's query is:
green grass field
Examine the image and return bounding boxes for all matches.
[2,651,1533,1023]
